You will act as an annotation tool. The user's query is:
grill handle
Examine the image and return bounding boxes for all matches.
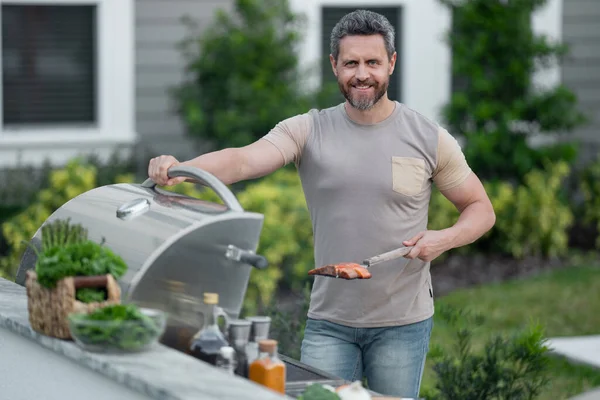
[226,245,269,270]
[141,165,244,212]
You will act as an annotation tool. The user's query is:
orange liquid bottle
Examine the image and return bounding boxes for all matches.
[248,339,286,394]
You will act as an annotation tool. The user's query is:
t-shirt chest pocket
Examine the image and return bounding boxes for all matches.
[391,156,426,196]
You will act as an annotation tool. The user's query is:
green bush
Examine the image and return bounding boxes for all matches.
[0,205,23,224]
[579,156,600,249]
[0,161,52,207]
[0,159,134,280]
[0,205,24,272]
[440,0,585,183]
[84,151,138,188]
[172,0,338,149]
[0,152,135,210]
[493,162,573,258]
[429,161,574,259]
[265,283,312,359]
[424,305,550,400]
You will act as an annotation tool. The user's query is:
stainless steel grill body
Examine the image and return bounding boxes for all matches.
[15,166,266,334]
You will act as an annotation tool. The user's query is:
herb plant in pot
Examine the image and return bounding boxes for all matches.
[25,218,128,339]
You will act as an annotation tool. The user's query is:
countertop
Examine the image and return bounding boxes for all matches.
[0,277,291,400]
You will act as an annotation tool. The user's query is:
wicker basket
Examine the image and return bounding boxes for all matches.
[25,270,121,339]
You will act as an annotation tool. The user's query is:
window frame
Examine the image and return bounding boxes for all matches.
[0,0,134,147]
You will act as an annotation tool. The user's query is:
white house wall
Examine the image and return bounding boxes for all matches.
[134,0,233,160]
[532,0,563,90]
[562,0,600,151]
[290,0,563,124]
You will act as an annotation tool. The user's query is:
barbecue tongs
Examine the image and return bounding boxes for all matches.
[361,245,414,268]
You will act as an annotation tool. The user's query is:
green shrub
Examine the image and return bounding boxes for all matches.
[0,205,24,225]
[440,0,585,183]
[579,156,600,249]
[0,159,134,280]
[0,262,8,279]
[428,161,573,259]
[425,305,550,400]
[493,161,573,258]
[172,0,338,149]
[84,151,138,187]
[0,151,135,210]
[265,283,312,359]
[0,205,24,267]
[0,161,52,207]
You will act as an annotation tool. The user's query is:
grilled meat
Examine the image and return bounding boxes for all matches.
[307,262,372,280]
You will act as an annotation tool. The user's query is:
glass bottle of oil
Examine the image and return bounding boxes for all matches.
[162,280,199,354]
[189,292,229,365]
[248,339,286,394]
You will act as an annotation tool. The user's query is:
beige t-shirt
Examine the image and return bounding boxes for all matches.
[262,101,472,327]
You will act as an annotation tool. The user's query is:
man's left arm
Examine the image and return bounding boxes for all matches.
[403,127,496,262]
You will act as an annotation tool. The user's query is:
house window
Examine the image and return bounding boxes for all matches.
[321,6,403,102]
[2,5,97,126]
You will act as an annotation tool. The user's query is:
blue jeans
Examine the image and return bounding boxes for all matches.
[300,317,433,397]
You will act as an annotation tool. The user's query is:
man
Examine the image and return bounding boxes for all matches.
[148,9,495,397]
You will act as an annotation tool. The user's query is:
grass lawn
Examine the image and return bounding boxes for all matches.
[421,264,600,400]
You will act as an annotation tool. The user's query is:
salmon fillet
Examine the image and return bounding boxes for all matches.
[307,262,372,280]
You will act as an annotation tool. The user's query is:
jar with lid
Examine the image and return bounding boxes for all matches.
[244,316,271,367]
[248,339,286,394]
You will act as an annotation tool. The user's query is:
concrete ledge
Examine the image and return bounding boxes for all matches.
[568,388,600,400]
[0,278,290,400]
[547,335,600,369]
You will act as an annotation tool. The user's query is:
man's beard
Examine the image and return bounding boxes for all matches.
[339,78,388,111]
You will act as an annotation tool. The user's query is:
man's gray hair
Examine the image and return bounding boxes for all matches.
[330,9,395,61]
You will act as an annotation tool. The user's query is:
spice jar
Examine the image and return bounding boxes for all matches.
[248,339,286,394]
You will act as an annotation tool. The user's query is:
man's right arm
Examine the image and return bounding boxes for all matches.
[148,113,312,186]
[182,140,286,184]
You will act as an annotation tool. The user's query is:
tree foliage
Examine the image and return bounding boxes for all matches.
[440,0,586,182]
[172,0,338,149]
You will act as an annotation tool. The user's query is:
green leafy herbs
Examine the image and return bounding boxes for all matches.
[69,304,163,351]
[35,240,127,289]
[76,288,108,303]
[35,217,127,300]
[297,384,340,400]
[33,234,128,304]
[41,218,88,251]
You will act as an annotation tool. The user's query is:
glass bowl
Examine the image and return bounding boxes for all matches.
[68,307,167,353]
